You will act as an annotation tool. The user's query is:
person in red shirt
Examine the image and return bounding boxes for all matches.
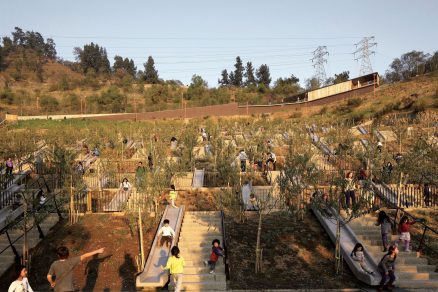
[204,239,224,274]
[398,216,416,252]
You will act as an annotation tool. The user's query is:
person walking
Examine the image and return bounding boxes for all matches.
[204,239,225,274]
[376,211,392,252]
[8,265,33,292]
[377,245,399,292]
[161,246,185,292]
[169,185,178,208]
[47,246,104,292]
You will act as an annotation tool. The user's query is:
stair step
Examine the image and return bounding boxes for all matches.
[182,273,226,282]
[169,281,227,291]
[397,272,438,280]
[184,266,225,274]
[396,279,438,288]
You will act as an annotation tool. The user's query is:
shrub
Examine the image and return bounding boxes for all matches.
[319,106,328,114]
[346,98,363,107]
[40,95,59,112]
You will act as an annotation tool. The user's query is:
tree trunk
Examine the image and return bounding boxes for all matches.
[255,210,263,273]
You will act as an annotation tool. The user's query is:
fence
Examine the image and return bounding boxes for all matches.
[72,189,155,213]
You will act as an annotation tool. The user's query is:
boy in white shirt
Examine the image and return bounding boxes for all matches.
[158,219,175,248]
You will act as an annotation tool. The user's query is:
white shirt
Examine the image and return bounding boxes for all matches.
[239,151,248,161]
[159,225,175,237]
[8,278,33,292]
[120,181,132,190]
[269,153,276,162]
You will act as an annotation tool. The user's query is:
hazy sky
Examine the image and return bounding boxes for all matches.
[1,0,437,87]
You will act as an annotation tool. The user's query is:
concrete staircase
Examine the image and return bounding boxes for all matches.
[349,214,438,289]
[0,213,60,276]
[176,211,226,291]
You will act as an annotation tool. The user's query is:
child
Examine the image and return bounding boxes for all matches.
[248,193,259,211]
[398,215,416,252]
[161,246,185,292]
[8,265,33,292]
[169,185,178,208]
[204,239,225,274]
[377,245,399,292]
[158,219,175,248]
[376,211,392,252]
[351,243,374,275]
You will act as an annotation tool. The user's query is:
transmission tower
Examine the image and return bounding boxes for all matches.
[353,36,377,76]
[311,46,329,85]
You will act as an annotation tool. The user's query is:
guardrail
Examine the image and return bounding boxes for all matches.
[220,210,230,280]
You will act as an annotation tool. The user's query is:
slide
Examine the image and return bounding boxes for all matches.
[192,168,205,188]
[311,206,381,286]
[103,190,132,212]
[136,205,185,289]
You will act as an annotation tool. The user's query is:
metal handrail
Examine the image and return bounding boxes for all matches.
[220,210,230,280]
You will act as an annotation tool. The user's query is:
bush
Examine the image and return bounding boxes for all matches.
[0,89,15,105]
[319,106,328,114]
[40,95,59,112]
[347,98,363,107]
[412,100,426,113]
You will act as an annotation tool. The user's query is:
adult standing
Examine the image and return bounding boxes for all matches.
[344,172,356,214]
[238,149,248,172]
[135,162,146,188]
[6,157,13,176]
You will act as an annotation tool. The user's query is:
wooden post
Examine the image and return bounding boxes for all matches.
[87,191,92,213]
[138,207,145,269]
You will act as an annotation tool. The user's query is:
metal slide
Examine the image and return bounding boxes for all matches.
[192,168,205,188]
[312,206,382,286]
[136,205,185,289]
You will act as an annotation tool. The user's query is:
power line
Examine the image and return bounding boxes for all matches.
[353,36,377,76]
[311,46,329,84]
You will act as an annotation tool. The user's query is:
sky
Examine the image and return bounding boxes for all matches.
[1,0,437,87]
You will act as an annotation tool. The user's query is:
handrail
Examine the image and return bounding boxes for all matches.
[0,189,62,256]
[220,210,230,280]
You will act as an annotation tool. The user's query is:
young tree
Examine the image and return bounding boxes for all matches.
[143,56,159,84]
[256,64,271,88]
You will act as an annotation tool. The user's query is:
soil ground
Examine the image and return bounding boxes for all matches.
[1,191,366,291]
[225,210,365,290]
[0,213,157,292]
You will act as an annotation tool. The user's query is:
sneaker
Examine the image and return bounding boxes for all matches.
[209,270,215,274]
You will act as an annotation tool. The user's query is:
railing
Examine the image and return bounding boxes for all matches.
[220,210,230,280]
[0,189,62,258]
[0,190,17,210]
[72,189,155,213]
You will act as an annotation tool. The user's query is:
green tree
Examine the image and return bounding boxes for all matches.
[232,56,244,87]
[113,55,137,77]
[244,62,256,87]
[333,71,350,84]
[305,77,321,91]
[218,69,229,87]
[143,56,159,84]
[256,64,271,88]
[272,75,301,99]
[73,42,110,74]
